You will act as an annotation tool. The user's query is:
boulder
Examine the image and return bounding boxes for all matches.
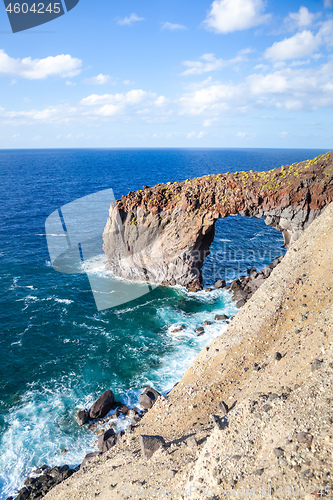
[89,390,115,419]
[171,325,186,333]
[76,409,89,426]
[139,386,161,410]
[81,452,102,469]
[214,279,226,289]
[139,434,165,459]
[232,289,247,302]
[230,279,242,291]
[195,326,204,335]
[214,314,229,321]
[236,299,246,308]
[97,429,118,452]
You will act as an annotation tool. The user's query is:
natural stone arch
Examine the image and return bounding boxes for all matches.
[103,152,333,290]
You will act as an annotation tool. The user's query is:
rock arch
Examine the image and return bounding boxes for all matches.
[103,152,333,290]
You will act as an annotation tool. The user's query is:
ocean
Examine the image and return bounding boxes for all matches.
[0,148,327,499]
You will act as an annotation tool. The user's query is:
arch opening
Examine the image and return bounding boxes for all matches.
[201,215,286,288]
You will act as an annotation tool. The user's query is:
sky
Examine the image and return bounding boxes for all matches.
[0,0,332,149]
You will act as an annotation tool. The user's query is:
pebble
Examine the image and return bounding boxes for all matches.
[218,401,229,416]
[311,359,323,371]
[274,352,282,360]
[187,436,198,449]
[267,393,279,402]
[254,468,264,476]
[296,432,313,449]
[273,447,284,458]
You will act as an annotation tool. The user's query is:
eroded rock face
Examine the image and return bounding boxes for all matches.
[103,152,333,289]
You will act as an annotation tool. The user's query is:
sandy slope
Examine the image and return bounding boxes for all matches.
[45,202,333,500]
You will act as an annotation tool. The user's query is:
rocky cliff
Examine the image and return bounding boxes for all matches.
[103,152,333,289]
[45,201,333,500]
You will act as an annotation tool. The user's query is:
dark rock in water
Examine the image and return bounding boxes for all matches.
[98,429,118,452]
[205,288,213,292]
[89,390,115,419]
[247,267,256,275]
[34,464,49,474]
[139,386,161,410]
[214,314,229,321]
[218,401,229,416]
[139,435,165,459]
[76,409,89,426]
[230,279,242,291]
[203,320,212,325]
[16,465,77,500]
[214,280,226,289]
[232,289,247,301]
[119,404,129,415]
[236,299,246,308]
[81,452,103,469]
[14,488,30,500]
[195,327,204,336]
[171,325,186,333]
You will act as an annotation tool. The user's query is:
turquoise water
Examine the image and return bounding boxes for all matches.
[0,148,327,498]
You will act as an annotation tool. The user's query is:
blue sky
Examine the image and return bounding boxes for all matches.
[0,0,332,148]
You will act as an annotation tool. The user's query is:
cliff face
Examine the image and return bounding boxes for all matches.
[103,152,333,289]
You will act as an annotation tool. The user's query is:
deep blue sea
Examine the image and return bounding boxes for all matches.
[0,148,328,499]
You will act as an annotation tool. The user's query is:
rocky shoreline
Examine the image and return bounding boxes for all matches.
[9,254,286,500]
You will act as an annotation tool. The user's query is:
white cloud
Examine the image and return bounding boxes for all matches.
[0,49,81,80]
[181,52,248,76]
[287,6,315,29]
[162,22,187,31]
[318,19,333,46]
[186,131,205,139]
[84,74,112,85]
[179,59,333,116]
[79,89,168,118]
[236,131,248,138]
[81,89,154,107]
[264,30,320,61]
[204,0,270,34]
[117,13,144,26]
[203,117,218,127]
